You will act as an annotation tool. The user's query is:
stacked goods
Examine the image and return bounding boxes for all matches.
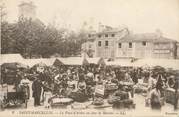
[165,88,179,105]
[105,83,118,91]
[92,97,104,105]
[95,84,105,97]
[105,83,118,98]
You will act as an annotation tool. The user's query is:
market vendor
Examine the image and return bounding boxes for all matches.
[77,74,86,93]
[150,80,162,110]
[66,76,77,96]
[124,72,133,83]
[19,73,30,99]
[147,73,157,94]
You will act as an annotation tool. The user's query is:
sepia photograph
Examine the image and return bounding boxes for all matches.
[0,0,179,117]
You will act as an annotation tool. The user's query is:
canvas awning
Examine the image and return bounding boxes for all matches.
[105,59,133,67]
[133,59,179,70]
[23,58,56,68]
[0,54,24,65]
[87,57,106,65]
[57,57,89,66]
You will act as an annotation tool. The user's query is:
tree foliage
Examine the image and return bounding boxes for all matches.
[1,18,87,58]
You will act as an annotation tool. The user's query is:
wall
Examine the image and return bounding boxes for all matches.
[116,42,133,58]
[177,43,179,59]
[152,42,175,59]
[116,41,176,59]
[95,38,116,58]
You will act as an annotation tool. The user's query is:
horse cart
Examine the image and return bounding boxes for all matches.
[0,63,29,109]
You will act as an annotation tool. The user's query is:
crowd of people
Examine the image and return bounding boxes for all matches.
[1,64,179,110]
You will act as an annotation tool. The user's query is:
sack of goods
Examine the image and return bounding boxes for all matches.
[92,97,104,105]
[134,87,147,94]
[108,90,129,104]
[69,90,88,102]
[105,83,118,91]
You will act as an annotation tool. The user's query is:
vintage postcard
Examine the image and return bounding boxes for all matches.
[0,0,179,117]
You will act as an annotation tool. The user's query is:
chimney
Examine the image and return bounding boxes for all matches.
[155,29,162,38]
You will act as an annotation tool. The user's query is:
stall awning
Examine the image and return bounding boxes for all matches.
[133,59,179,70]
[87,57,106,65]
[56,57,89,66]
[24,58,56,68]
[0,54,24,65]
[105,59,133,67]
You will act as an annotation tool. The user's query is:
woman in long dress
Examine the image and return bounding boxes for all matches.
[150,79,162,110]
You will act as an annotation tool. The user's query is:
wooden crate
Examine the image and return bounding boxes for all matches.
[165,88,179,105]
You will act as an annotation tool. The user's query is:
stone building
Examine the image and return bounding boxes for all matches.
[177,43,179,59]
[83,26,178,59]
[87,27,129,59]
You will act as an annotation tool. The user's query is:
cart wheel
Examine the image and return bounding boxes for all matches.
[0,101,4,111]
[0,100,7,110]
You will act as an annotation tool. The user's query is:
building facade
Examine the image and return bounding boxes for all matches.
[116,34,177,59]
[83,27,178,59]
[177,43,179,59]
[87,28,129,59]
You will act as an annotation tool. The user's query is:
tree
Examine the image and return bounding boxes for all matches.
[1,22,16,54]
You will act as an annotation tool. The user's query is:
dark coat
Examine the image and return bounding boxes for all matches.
[32,79,42,98]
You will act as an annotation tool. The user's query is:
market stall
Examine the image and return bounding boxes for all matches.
[56,57,89,66]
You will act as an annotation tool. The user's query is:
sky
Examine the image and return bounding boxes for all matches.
[2,0,179,41]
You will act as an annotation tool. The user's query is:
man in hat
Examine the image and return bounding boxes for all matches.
[32,77,42,106]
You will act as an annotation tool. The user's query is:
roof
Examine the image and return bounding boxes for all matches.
[118,33,177,43]
[0,54,24,65]
[96,28,128,35]
[57,57,89,65]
